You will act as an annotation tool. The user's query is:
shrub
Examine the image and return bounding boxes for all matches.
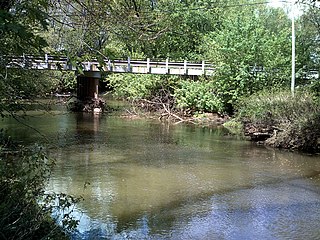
[236,89,320,152]
[107,74,165,100]
[0,132,80,239]
[173,79,224,113]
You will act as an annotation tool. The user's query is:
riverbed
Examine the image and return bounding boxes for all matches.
[2,109,320,239]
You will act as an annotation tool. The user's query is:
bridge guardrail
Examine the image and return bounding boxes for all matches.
[5,54,215,76]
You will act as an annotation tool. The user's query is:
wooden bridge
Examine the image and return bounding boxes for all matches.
[6,54,214,102]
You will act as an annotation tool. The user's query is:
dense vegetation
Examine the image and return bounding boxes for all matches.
[0,0,320,238]
[0,132,81,239]
[47,0,317,116]
[0,1,79,239]
[234,89,320,152]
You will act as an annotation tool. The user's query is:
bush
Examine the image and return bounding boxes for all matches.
[173,79,224,113]
[236,89,320,152]
[0,132,80,239]
[107,74,165,100]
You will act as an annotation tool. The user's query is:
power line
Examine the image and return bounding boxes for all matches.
[153,1,273,13]
[49,1,294,18]
[49,0,319,20]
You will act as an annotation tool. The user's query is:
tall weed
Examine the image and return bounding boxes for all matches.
[236,89,320,123]
[236,89,320,152]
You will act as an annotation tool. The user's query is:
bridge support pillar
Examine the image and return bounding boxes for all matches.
[77,76,99,100]
[71,72,105,113]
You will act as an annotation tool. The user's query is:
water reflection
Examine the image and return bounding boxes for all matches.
[45,114,320,239]
[2,111,320,239]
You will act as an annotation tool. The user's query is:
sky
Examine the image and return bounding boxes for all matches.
[269,0,285,8]
[268,0,304,18]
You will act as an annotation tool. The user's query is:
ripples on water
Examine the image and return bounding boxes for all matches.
[2,111,320,239]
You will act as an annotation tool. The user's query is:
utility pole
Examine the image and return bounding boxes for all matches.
[291,0,296,96]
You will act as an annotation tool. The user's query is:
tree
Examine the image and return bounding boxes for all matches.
[296,5,320,71]
[200,3,292,111]
[0,0,50,116]
[0,1,80,238]
[46,0,225,61]
[0,0,48,55]
[47,0,163,60]
[125,0,224,60]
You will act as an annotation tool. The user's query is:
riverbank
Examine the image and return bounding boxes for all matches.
[228,90,320,154]
[108,90,320,154]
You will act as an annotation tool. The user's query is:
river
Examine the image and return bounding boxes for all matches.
[2,107,320,239]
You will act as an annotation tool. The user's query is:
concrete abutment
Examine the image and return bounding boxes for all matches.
[70,72,105,113]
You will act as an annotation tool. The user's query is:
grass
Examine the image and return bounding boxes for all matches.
[235,89,320,152]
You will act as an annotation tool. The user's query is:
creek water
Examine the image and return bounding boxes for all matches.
[2,107,320,239]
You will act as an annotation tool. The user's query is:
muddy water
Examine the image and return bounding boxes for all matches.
[2,111,320,239]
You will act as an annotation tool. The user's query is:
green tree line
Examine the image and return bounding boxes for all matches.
[2,0,319,115]
[44,0,320,114]
[1,1,320,237]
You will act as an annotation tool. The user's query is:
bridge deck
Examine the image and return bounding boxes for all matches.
[6,55,214,76]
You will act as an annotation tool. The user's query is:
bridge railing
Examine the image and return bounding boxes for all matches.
[5,54,215,76]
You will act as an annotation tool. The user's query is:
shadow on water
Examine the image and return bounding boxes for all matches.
[48,114,320,239]
[2,110,320,239]
[79,169,320,235]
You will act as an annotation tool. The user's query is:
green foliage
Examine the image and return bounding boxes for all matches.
[0,132,80,239]
[236,89,319,123]
[235,89,320,152]
[295,6,320,86]
[47,0,224,60]
[200,5,291,108]
[307,79,320,97]
[0,0,50,117]
[108,74,176,100]
[142,0,222,60]
[173,79,224,113]
[0,0,48,55]
[50,71,77,93]
[0,2,82,237]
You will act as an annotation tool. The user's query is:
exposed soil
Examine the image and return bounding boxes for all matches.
[243,120,320,153]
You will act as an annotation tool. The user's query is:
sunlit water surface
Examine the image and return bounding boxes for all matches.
[2,109,320,239]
